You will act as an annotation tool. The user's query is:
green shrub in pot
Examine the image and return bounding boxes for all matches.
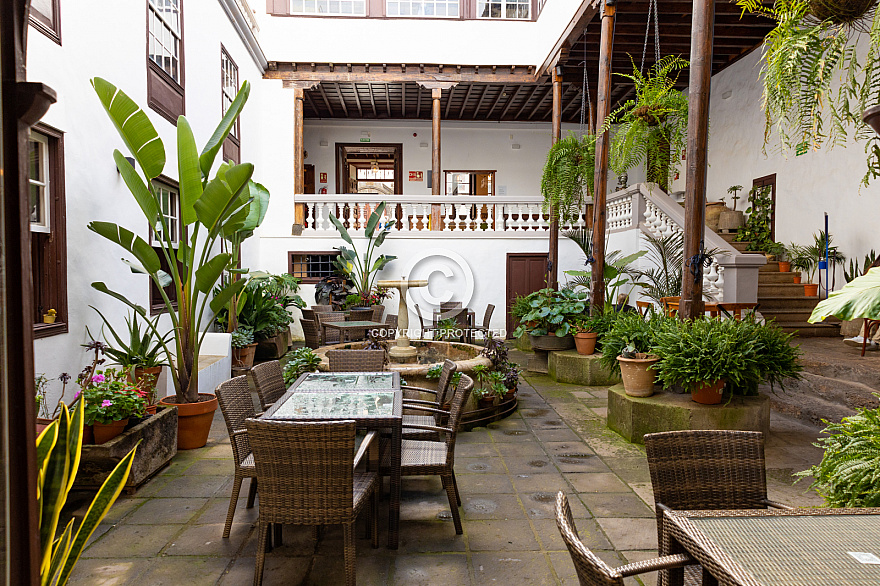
[282,348,322,385]
[600,311,671,374]
[512,287,588,338]
[231,326,255,349]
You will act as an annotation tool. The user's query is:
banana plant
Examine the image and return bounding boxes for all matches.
[37,399,137,585]
[89,77,260,403]
[329,202,396,301]
[810,267,880,324]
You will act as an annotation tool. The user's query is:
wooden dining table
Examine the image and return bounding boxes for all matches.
[259,371,404,549]
[663,507,880,586]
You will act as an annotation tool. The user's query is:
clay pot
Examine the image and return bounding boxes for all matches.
[691,379,725,405]
[574,332,598,355]
[232,343,257,368]
[145,404,158,415]
[778,261,791,273]
[529,333,575,352]
[504,387,517,401]
[36,417,54,436]
[159,394,218,450]
[131,365,163,408]
[617,354,659,397]
[477,397,495,409]
[705,202,728,232]
[864,104,880,136]
[93,419,129,444]
[804,283,819,297]
[793,274,802,284]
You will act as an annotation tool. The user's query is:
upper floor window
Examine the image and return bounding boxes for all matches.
[221,47,241,164]
[149,0,182,83]
[445,170,495,195]
[29,0,61,44]
[152,182,180,248]
[29,133,51,234]
[478,0,529,19]
[387,0,459,17]
[290,0,366,15]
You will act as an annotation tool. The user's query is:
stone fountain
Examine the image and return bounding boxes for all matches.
[376,276,428,363]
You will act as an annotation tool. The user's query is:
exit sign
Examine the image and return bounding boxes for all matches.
[360,137,371,142]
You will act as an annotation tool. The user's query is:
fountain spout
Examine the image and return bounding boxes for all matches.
[376,276,429,363]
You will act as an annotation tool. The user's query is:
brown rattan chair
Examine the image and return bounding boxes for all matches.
[311,304,333,312]
[644,430,792,586]
[215,375,258,539]
[414,304,434,340]
[472,303,495,341]
[301,308,316,323]
[377,314,397,340]
[246,419,379,586]
[327,349,385,372]
[249,360,286,411]
[400,359,457,440]
[555,492,694,586]
[440,301,462,311]
[370,304,385,323]
[316,311,346,345]
[349,308,374,321]
[380,373,473,535]
[301,319,321,349]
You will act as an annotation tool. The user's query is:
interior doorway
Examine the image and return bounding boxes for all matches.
[506,253,549,338]
[304,164,315,194]
[336,143,403,194]
[751,173,776,240]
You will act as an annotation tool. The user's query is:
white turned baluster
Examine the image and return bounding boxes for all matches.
[443,204,454,231]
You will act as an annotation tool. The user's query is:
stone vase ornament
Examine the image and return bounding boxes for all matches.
[617,353,659,397]
[718,209,744,231]
[691,379,725,405]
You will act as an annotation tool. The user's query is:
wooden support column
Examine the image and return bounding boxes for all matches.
[591,0,615,314]
[679,0,715,319]
[548,66,563,289]
[431,87,441,196]
[293,87,305,195]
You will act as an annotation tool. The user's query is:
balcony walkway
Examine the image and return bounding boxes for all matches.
[69,349,825,585]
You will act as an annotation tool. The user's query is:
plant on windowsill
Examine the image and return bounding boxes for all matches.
[602,55,689,193]
[43,308,57,324]
[89,77,263,449]
[81,368,147,444]
[231,325,257,369]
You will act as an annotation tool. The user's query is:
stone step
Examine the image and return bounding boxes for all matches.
[718,233,740,244]
[763,371,879,426]
[758,283,808,297]
[730,241,750,253]
[759,261,780,272]
[757,296,820,310]
[760,308,817,323]
[758,271,800,284]
[777,322,840,337]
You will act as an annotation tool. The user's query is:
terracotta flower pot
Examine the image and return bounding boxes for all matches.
[130,365,163,407]
[691,379,725,405]
[232,343,258,368]
[804,283,819,297]
[573,332,598,355]
[778,261,791,273]
[617,354,659,397]
[83,424,94,445]
[477,397,495,409]
[793,274,802,284]
[504,387,517,401]
[93,419,129,445]
[159,393,218,450]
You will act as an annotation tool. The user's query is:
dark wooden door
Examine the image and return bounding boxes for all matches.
[304,164,315,194]
[506,253,549,338]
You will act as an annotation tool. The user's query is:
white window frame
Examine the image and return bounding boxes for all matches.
[386,0,459,17]
[148,0,182,84]
[288,0,366,16]
[221,48,239,140]
[28,131,51,234]
[477,0,529,19]
[151,183,180,248]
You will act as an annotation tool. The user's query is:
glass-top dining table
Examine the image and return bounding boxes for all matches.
[259,371,403,549]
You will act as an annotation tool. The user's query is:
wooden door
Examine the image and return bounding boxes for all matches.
[506,253,549,338]
[752,174,776,240]
[304,164,315,194]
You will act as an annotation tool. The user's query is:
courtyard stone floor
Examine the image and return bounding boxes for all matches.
[69,349,826,585]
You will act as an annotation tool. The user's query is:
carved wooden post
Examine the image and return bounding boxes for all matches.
[679,0,715,319]
[548,66,563,289]
[591,0,615,314]
[432,87,441,196]
[293,87,304,195]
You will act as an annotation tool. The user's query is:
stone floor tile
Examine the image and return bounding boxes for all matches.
[82,524,182,558]
[185,458,237,476]
[67,558,151,585]
[220,555,311,585]
[590,407,608,418]
[194,496,259,526]
[579,492,654,518]
[532,518,612,551]
[521,491,591,520]
[519,407,556,419]
[566,472,631,493]
[493,441,548,458]
[456,456,507,474]
[456,442,501,458]
[122,497,209,525]
[531,428,583,443]
[462,493,527,520]
[158,474,231,498]
[511,472,571,494]
[455,472,516,494]
[549,549,624,585]
[399,491,455,521]
[629,482,657,511]
[202,443,234,459]
[487,417,529,431]
[503,455,556,475]
[602,457,653,484]
[489,429,538,443]
[466,519,541,551]
[551,452,612,474]
[163,522,254,557]
[457,429,494,444]
[397,519,467,552]
[595,518,658,551]
[98,496,144,524]
[392,553,471,585]
[525,418,568,430]
[471,551,557,585]
[130,475,171,498]
[131,556,231,585]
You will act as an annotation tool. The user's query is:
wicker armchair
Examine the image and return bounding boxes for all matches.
[401,359,457,440]
[380,373,474,535]
[246,419,379,586]
[215,375,258,539]
[312,304,333,312]
[349,308,374,321]
[249,360,286,411]
[370,304,385,323]
[327,349,385,372]
[555,492,694,586]
[644,430,792,586]
[414,304,434,340]
[301,319,321,349]
[301,308,316,323]
[472,304,495,341]
[369,314,397,341]
[316,311,346,345]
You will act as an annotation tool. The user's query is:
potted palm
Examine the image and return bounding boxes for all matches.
[790,232,847,296]
[330,202,396,305]
[90,78,262,449]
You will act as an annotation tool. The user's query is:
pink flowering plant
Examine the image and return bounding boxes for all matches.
[81,368,146,425]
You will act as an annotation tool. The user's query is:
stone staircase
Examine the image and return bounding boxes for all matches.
[718,233,839,337]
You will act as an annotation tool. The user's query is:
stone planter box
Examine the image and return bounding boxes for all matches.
[74,406,178,491]
[515,333,532,352]
[255,332,288,360]
[549,350,621,386]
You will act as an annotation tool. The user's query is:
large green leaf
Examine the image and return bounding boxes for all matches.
[809,267,880,322]
[242,181,270,232]
[177,117,202,226]
[195,253,232,294]
[199,81,250,178]
[113,150,158,225]
[65,400,84,495]
[91,78,165,179]
[365,201,386,239]
[329,213,353,245]
[47,520,74,586]
[194,163,254,231]
[39,405,70,581]
[88,221,161,275]
[91,282,147,316]
[210,279,247,314]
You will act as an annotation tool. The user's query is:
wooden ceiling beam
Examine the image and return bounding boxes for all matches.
[367,83,378,117]
[265,63,538,83]
[304,90,321,117]
[384,83,392,117]
[444,85,456,118]
[472,84,490,119]
[401,82,407,117]
[334,82,349,117]
[458,83,475,119]
[500,85,523,120]
[528,86,552,120]
[486,84,507,118]
[317,83,335,116]
[514,85,541,120]
[416,85,422,117]
[352,83,364,117]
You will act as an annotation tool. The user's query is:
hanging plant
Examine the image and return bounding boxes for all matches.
[602,55,689,192]
[540,132,596,224]
[737,0,880,186]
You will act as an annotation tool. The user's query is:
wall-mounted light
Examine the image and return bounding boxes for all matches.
[319,139,329,146]
[116,156,136,174]
[511,144,521,150]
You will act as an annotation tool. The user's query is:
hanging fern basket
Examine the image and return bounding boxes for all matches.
[632,104,668,126]
[863,104,880,135]
[808,0,876,25]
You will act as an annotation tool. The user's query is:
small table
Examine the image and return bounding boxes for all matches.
[663,508,880,586]
[322,320,385,343]
[261,371,403,549]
